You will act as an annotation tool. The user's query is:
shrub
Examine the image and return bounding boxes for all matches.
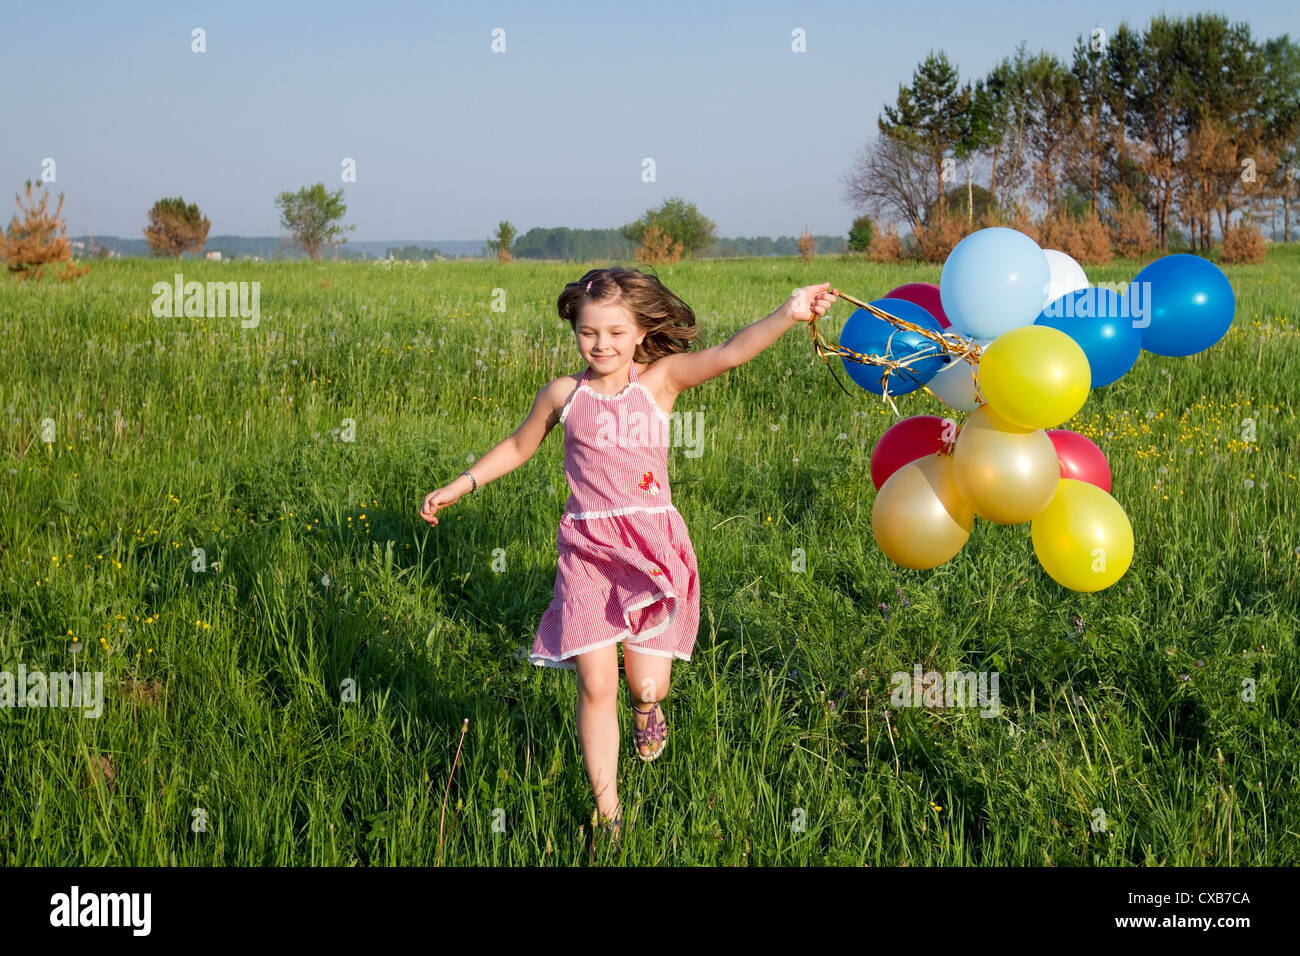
[1039,209,1113,265]
[1071,209,1114,265]
[911,212,968,263]
[636,222,683,263]
[847,214,875,253]
[1108,191,1154,258]
[797,225,815,263]
[980,201,1039,243]
[1220,222,1266,264]
[868,222,903,263]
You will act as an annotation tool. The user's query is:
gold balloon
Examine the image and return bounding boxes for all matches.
[1031,478,1134,592]
[872,453,974,570]
[951,404,1060,524]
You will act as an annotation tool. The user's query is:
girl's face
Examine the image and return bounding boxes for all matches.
[575,300,645,371]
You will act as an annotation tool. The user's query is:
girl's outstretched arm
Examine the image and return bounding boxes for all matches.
[659,283,836,394]
[419,377,566,525]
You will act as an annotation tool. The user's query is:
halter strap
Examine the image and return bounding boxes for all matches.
[582,362,639,384]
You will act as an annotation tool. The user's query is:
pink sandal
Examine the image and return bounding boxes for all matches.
[631,699,668,762]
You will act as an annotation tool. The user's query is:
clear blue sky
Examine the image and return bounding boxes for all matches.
[2,0,1294,241]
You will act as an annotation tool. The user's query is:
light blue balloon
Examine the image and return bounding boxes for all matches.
[939,227,1051,340]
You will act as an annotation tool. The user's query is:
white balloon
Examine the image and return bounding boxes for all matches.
[928,356,981,411]
[1041,249,1090,310]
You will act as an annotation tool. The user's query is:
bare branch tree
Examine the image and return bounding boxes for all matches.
[840,133,934,231]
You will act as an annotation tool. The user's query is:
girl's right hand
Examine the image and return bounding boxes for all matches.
[419,487,460,526]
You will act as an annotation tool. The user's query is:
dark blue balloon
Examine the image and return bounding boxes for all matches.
[1034,288,1141,387]
[1132,254,1235,357]
[838,298,948,396]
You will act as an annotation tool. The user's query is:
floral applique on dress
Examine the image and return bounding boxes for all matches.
[638,470,661,495]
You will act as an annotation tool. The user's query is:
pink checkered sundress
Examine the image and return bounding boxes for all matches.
[530,360,701,669]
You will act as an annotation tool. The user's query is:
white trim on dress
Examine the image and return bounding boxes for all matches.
[564,504,679,520]
[558,369,672,430]
[578,382,672,430]
[528,584,690,669]
[558,378,583,425]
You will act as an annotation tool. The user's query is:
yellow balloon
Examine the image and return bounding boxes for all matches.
[872,453,974,570]
[1030,478,1134,592]
[951,404,1060,524]
[978,325,1091,430]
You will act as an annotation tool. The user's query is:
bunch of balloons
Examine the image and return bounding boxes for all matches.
[826,226,1237,593]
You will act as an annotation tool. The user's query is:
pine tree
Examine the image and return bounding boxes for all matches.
[143,197,211,258]
[878,51,972,222]
[0,180,90,281]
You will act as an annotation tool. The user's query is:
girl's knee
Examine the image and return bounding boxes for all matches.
[574,646,620,701]
[578,671,619,702]
[624,657,671,702]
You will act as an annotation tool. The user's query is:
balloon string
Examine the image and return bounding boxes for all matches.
[809,289,986,416]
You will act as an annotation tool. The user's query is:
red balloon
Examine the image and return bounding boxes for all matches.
[1046,429,1112,493]
[884,282,952,329]
[871,415,959,490]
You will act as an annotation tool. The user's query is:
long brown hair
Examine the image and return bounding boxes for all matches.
[557,266,700,363]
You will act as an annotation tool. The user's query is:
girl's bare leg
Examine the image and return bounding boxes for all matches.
[573,643,621,823]
[622,648,672,758]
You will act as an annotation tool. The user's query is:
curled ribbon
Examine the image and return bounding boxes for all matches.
[807,289,986,417]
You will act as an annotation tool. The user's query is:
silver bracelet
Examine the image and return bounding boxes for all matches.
[459,470,477,493]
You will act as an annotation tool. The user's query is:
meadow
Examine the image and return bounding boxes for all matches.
[1,247,1297,865]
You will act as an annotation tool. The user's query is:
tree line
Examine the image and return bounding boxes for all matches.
[843,12,1300,263]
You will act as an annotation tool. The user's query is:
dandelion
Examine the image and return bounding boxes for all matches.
[929,801,943,812]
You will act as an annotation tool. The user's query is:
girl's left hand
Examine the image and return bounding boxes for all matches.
[788,283,839,323]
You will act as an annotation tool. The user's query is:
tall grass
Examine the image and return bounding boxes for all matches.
[1,248,1296,864]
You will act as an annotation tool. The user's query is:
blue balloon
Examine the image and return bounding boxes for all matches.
[1034,288,1141,387]
[939,227,1051,340]
[1132,254,1235,356]
[838,298,948,396]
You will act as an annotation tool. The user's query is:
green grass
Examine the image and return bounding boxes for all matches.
[1,248,1297,865]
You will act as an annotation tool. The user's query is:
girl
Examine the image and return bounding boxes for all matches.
[419,267,837,844]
